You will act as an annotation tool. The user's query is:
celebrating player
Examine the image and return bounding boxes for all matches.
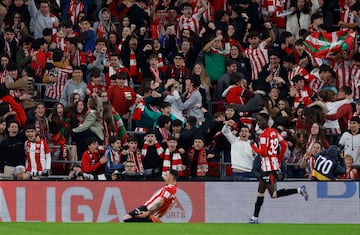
[249,113,309,224]
[123,169,178,222]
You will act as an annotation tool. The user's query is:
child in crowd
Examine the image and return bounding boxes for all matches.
[24,123,52,179]
[339,154,359,180]
[87,68,105,95]
[104,136,124,179]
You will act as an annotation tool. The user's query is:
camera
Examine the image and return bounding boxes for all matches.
[75,171,83,177]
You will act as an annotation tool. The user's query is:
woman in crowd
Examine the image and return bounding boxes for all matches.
[287,130,307,178]
[27,102,51,141]
[228,44,251,79]
[8,11,31,41]
[72,94,104,158]
[305,122,329,154]
[48,102,69,160]
[193,62,211,107]
[102,101,127,146]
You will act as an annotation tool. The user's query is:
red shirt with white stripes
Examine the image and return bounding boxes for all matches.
[25,138,51,174]
[87,82,105,95]
[66,49,87,67]
[294,85,314,109]
[332,60,352,90]
[305,69,324,93]
[340,5,355,24]
[251,127,287,172]
[178,13,202,34]
[45,65,73,100]
[351,64,360,100]
[194,2,215,24]
[245,41,269,80]
[288,65,308,85]
[262,0,287,28]
[144,184,177,218]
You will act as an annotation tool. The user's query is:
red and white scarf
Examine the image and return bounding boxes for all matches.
[179,15,199,33]
[162,148,184,176]
[129,49,137,77]
[108,149,121,165]
[132,99,145,121]
[141,141,164,157]
[117,38,126,53]
[187,147,208,176]
[150,67,161,83]
[158,128,170,142]
[50,13,58,35]
[68,0,84,25]
[67,49,81,67]
[35,116,49,140]
[54,34,66,52]
[184,87,198,101]
[157,52,164,69]
[96,21,116,38]
[127,149,144,173]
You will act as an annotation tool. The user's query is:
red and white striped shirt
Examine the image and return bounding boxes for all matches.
[293,85,314,109]
[68,0,84,25]
[178,13,201,33]
[332,60,352,90]
[53,33,67,52]
[351,63,360,99]
[340,5,355,24]
[44,65,73,100]
[245,41,269,80]
[50,13,59,35]
[305,69,324,93]
[194,2,214,24]
[96,21,116,38]
[251,127,287,172]
[66,49,87,67]
[52,32,78,52]
[144,184,177,218]
[288,65,308,85]
[262,0,287,28]
[25,138,51,175]
[2,75,21,98]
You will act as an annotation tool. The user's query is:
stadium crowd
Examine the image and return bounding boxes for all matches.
[0,0,359,181]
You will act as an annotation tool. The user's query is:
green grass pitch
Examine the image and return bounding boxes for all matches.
[1,223,358,235]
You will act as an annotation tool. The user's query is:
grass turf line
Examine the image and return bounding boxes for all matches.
[1,223,358,235]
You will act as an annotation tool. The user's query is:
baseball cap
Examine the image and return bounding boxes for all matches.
[174,51,185,59]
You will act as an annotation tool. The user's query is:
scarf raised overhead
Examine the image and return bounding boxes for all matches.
[162,148,184,176]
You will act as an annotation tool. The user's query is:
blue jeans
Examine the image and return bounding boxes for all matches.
[232,172,255,181]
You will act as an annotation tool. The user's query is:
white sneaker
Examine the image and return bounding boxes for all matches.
[300,185,309,201]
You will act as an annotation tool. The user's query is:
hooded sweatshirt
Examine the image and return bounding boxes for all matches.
[93,8,116,39]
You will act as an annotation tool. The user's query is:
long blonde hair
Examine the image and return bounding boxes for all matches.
[193,62,211,88]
